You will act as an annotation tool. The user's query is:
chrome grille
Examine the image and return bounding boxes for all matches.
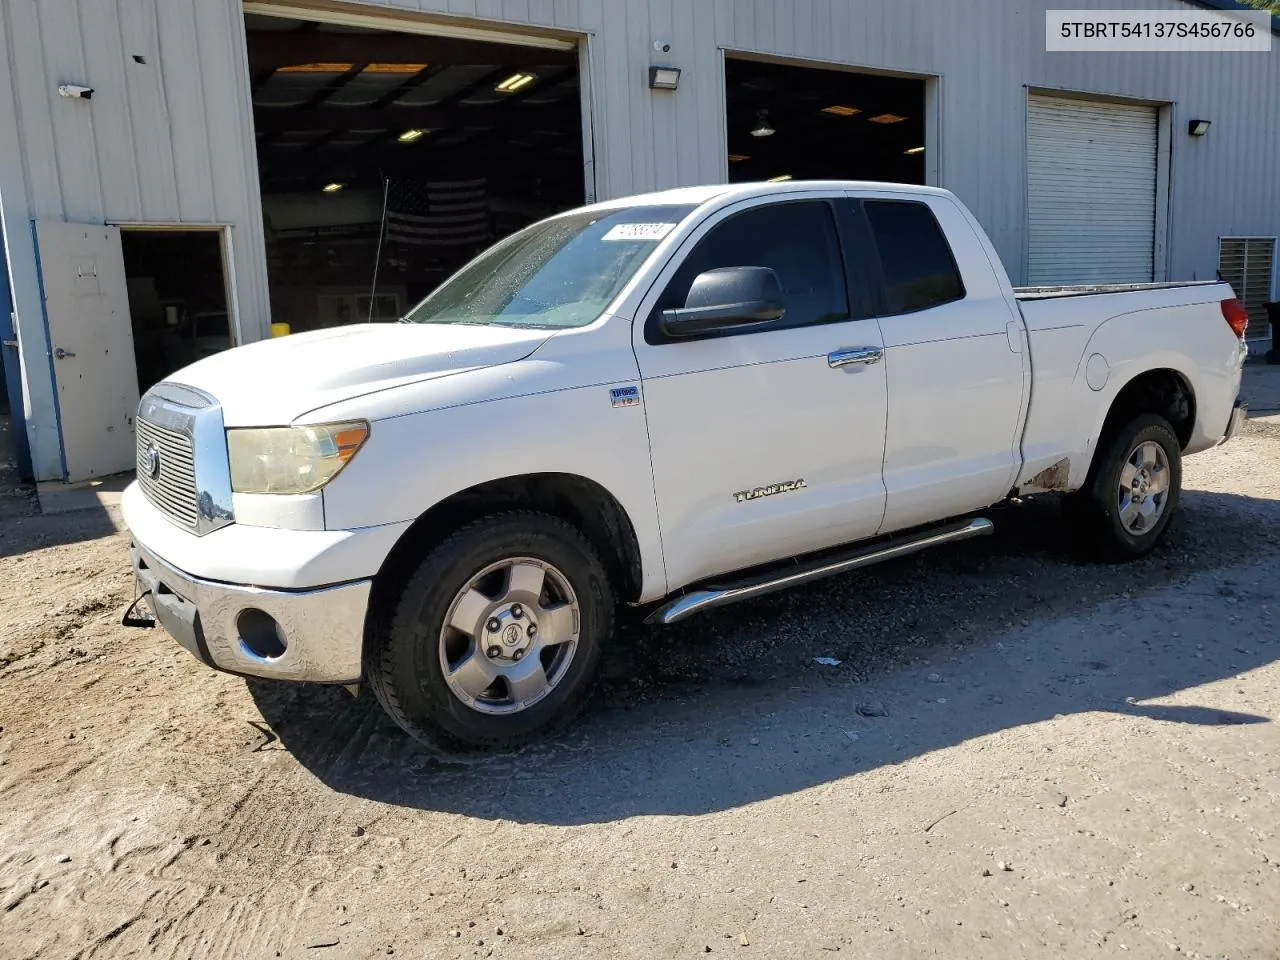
[136,417,199,528]
[136,382,234,536]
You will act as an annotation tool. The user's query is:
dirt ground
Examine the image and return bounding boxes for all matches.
[2,414,1279,960]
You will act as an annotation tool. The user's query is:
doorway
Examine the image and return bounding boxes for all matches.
[0,239,33,483]
[243,11,587,333]
[724,56,928,185]
[120,229,234,395]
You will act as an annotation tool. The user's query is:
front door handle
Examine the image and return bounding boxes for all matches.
[53,347,76,360]
[828,346,883,369]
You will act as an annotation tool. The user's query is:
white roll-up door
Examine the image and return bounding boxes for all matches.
[1027,94,1158,285]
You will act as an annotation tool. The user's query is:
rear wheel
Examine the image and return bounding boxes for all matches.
[1066,413,1182,560]
[366,512,614,750]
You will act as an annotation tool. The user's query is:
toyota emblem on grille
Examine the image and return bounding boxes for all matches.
[145,444,161,479]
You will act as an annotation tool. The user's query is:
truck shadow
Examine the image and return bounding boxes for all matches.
[247,486,1280,825]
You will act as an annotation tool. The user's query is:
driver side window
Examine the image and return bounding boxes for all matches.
[648,200,850,342]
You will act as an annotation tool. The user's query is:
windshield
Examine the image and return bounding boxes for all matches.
[401,204,697,329]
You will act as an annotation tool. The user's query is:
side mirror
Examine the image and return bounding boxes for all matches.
[660,266,786,337]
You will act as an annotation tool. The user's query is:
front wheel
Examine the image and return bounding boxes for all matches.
[366,512,614,750]
[1065,413,1182,561]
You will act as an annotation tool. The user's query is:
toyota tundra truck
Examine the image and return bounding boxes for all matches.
[122,181,1249,749]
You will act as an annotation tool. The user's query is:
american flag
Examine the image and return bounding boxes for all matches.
[385,178,491,247]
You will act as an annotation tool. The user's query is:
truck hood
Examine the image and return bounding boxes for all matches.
[167,323,553,425]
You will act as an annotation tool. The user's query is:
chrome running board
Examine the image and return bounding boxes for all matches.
[647,517,994,625]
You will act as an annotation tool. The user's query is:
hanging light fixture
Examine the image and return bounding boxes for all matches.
[751,109,775,138]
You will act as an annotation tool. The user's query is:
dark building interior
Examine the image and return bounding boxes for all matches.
[244,14,586,333]
[725,57,927,185]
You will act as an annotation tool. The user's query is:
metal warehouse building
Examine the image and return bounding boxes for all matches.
[1,0,1277,485]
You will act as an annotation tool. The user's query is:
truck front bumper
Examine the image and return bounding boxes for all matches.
[119,482,412,684]
[129,541,370,683]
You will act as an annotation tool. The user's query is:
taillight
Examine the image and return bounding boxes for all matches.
[1221,299,1249,339]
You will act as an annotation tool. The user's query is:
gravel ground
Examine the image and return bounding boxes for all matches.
[1,416,1278,959]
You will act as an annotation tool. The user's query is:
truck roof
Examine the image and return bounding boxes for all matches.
[583,180,954,212]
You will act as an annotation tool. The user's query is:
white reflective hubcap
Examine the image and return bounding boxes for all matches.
[439,557,581,715]
[1116,440,1170,535]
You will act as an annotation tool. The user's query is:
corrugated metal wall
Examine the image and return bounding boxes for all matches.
[1,0,1277,480]
[0,0,270,479]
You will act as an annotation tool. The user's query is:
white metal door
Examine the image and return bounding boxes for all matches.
[633,197,888,591]
[862,194,1029,534]
[35,222,139,481]
[1027,94,1158,284]
[640,324,889,591]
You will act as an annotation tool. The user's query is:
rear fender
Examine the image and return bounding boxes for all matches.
[1067,303,1238,486]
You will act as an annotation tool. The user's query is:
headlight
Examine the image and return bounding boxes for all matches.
[227,421,369,495]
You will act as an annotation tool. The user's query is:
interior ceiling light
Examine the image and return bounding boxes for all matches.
[751,110,776,138]
[277,63,353,73]
[398,128,428,143]
[904,146,925,155]
[727,153,751,162]
[495,72,537,93]
[821,105,861,117]
[767,174,793,182]
[322,182,346,193]
[364,63,428,74]
[868,113,908,124]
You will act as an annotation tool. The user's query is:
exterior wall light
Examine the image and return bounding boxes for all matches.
[649,66,681,90]
[1188,119,1211,137]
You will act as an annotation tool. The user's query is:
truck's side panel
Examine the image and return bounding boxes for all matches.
[1015,284,1240,491]
[314,318,672,603]
[1075,305,1243,460]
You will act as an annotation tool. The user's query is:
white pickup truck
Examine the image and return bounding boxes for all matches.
[122,181,1249,749]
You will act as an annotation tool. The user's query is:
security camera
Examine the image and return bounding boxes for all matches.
[653,40,671,54]
[57,84,94,100]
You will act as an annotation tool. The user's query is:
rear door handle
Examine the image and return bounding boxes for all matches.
[828,346,883,369]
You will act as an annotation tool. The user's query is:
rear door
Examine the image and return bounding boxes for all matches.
[852,194,1028,532]
[633,195,889,590]
[34,222,139,480]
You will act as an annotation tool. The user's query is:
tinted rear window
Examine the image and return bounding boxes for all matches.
[864,200,965,314]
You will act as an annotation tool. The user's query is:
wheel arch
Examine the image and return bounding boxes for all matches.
[363,472,645,658]
[1083,367,1196,485]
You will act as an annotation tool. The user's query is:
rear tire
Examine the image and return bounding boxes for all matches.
[1065,413,1182,561]
[366,511,614,750]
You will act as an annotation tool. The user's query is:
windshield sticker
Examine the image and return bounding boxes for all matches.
[601,222,678,242]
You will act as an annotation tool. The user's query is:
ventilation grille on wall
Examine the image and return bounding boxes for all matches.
[1219,237,1276,339]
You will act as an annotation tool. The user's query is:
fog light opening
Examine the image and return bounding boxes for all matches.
[237,608,287,660]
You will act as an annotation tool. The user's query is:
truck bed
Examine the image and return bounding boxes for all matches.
[1014,280,1220,301]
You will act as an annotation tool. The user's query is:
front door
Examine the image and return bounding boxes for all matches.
[35,222,139,480]
[634,197,889,591]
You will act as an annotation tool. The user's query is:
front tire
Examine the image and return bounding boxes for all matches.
[366,511,614,750]
[1066,413,1182,561]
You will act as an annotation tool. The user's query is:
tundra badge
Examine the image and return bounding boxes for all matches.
[734,479,806,503]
